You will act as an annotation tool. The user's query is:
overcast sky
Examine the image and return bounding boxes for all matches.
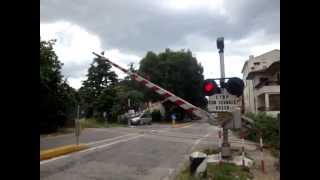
[40,0,279,90]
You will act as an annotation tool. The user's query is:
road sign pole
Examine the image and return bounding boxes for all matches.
[217,37,231,159]
[219,48,225,85]
[75,105,80,145]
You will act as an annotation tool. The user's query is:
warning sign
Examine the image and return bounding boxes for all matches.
[208,93,241,112]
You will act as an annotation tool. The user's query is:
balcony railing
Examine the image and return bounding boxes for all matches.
[255,80,280,89]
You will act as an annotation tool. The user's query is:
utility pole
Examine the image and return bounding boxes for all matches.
[128,98,131,126]
[217,37,232,158]
[75,104,80,145]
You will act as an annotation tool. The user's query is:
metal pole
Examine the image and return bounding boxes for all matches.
[219,51,225,84]
[128,99,132,127]
[260,134,265,173]
[218,128,222,164]
[217,37,225,86]
[241,131,245,167]
[217,37,231,159]
[76,105,80,145]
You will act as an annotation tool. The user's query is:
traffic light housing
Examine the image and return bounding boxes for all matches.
[225,77,244,97]
[203,77,244,97]
[203,79,220,96]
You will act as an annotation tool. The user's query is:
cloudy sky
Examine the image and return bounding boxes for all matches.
[40,0,279,89]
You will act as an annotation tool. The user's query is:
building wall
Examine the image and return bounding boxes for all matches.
[150,102,166,117]
[243,79,256,114]
[242,49,280,115]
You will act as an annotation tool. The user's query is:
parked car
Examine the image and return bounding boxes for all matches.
[130,111,152,125]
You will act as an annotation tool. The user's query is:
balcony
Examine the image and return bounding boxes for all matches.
[255,82,280,96]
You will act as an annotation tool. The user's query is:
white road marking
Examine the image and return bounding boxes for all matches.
[40,134,144,165]
[40,153,72,165]
[85,133,135,146]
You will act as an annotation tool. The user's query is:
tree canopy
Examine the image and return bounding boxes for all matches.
[138,48,207,108]
[79,57,118,118]
[40,38,78,133]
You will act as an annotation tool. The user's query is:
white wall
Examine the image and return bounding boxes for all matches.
[242,49,280,114]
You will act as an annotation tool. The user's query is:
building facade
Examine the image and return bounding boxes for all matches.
[241,49,280,117]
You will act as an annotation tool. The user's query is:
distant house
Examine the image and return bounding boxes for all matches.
[146,101,166,117]
[241,49,280,117]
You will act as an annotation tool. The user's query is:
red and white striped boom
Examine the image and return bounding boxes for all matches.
[92,52,216,124]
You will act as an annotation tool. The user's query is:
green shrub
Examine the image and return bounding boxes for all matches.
[80,118,105,128]
[247,112,279,150]
[206,163,253,180]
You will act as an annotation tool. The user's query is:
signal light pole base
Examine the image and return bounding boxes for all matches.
[221,126,232,159]
[221,144,232,159]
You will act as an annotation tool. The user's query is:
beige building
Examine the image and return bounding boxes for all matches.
[241,49,280,117]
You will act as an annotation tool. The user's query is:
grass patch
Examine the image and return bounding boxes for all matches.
[80,118,125,129]
[40,128,74,137]
[175,162,253,180]
[207,163,253,180]
[202,148,220,155]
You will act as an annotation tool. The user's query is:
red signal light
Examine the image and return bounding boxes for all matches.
[203,79,220,96]
[204,82,214,92]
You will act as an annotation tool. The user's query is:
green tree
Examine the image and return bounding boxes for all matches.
[112,78,145,116]
[79,57,118,118]
[138,49,207,118]
[40,38,77,133]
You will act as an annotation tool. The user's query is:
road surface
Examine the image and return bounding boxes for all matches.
[40,121,223,180]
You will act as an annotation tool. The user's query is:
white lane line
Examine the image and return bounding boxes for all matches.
[80,134,143,154]
[40,134,144,165]
[85,133,135,146]
[40,153,71,165]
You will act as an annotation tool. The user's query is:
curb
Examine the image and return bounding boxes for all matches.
[172,123,192,128]
[40,144,88,161]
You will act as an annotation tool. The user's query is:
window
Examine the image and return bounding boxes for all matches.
[254,62,260,66]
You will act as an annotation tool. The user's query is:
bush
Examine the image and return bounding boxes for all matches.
[247,112,279,150]
[80,118,105,128]
[152,110,162,122]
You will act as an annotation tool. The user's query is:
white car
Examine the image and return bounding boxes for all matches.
[130,111,152,125]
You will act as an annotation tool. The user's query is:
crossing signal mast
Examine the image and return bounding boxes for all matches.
[202,37,244,159]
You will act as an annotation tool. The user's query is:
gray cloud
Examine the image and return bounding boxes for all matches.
[41,0,279,56]
[61,62,89,79]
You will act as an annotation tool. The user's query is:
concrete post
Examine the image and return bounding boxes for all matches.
[265,93,270,111]
[221,127,231,158]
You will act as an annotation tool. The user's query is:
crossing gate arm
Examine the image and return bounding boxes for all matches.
[92,52,218,124]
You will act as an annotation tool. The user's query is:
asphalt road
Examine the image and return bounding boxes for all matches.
[40,121,222,180]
